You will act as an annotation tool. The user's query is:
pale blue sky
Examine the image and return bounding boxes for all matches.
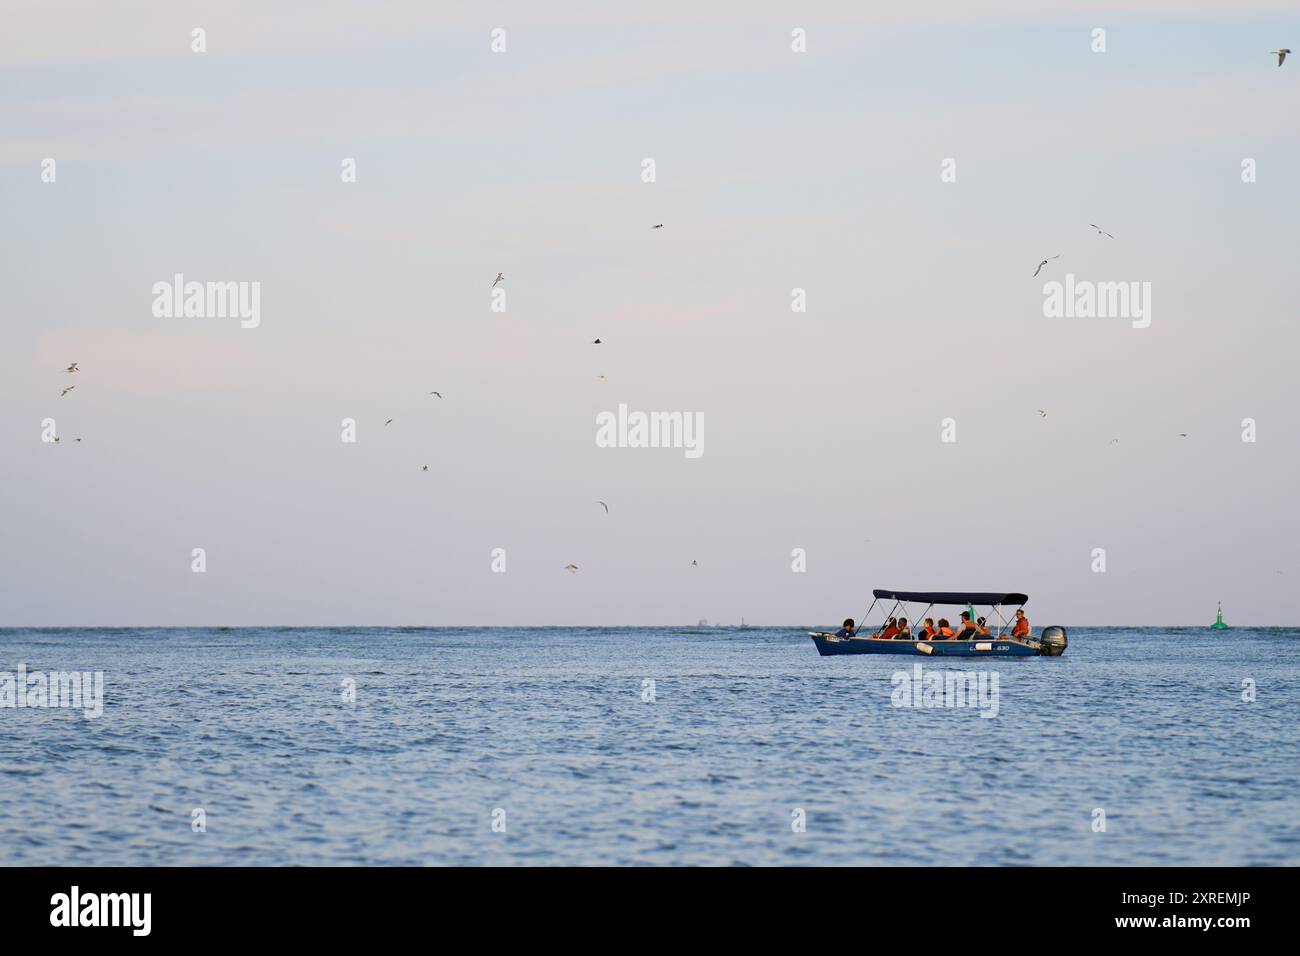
[2,1,1297,625]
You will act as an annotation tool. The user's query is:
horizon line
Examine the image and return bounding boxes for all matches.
[0,623,1289,631]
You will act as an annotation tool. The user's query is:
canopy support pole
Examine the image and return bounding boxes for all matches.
[858,598,879,634]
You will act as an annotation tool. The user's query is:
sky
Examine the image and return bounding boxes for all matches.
[2,0,1297,626]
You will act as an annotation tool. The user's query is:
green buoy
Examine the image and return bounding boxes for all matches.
[1210,602,1229,630]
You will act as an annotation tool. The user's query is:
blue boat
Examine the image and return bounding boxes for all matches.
[809,589,1067,658]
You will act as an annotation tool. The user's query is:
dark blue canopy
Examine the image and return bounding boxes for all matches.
[872,589,1028,606]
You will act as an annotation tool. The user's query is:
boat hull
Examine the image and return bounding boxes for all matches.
[809,633,1043,657]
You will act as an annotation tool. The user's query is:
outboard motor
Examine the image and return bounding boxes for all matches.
[1038,626,1068,656]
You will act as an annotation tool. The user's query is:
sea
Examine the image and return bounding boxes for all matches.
[0,626,1296,866]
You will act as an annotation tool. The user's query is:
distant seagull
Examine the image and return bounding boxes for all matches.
[429,391,442,399]
[597,375,608,384]
[60,385,75,397]
[63,363,78,373]
[1033,255,1060,278]
[1178,433,1189,438]
[592,338,601,345]
[691,560,698,567]
[491,272,505,287]
[596,500,609,514]
[564,564,579,573]
[385,419,393,426]
[1089,224,1115,238]
[1109,438,1120,445]
[651,224,664,229]
[52,436,61,443]
[1037,409,1048,418]
[421,465,429,471]
[73,438,82,443]
[1271,48,1291,67]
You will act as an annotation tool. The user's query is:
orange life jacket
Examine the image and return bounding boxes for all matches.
[1012,618,1029,637]
[938,627,954,638]
[880,627,898,640]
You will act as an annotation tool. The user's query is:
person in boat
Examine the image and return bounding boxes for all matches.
[894,617,911,639]
[877,617,899,640]
[935,618,955,639]
[955,611,978,640]
[920,618,937,640]
[976,616,992,637]
[1010,609,1030,639]
[836,618,857,638]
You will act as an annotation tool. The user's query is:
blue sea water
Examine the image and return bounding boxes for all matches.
[0,626,1296,866]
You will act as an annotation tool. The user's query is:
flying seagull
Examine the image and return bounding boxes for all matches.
[421,465,429,471]
[592,338,601,344]
[491,273,505,288]
[1109,438,1120,445]
[1033,255,1060,278]
[596,501,609,514]
[651,224,664,229]
[60,385,75,397]
[597,375,608,384]
[63,363,78,373]
[1037,409,1048,418]
[564,564,579,573]
[385,419,393,426]
[1178,433,1188,438]
[691,560,698,567]
[1272,48,1291,66]
[429,391,442,399]
[1089,224,1115,238]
